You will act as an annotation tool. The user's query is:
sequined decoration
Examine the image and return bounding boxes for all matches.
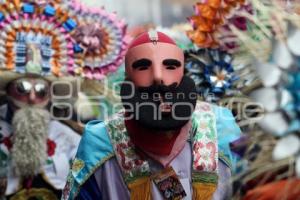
[185,48,238,102]
[187,0,245,48]
[0,0,129,79]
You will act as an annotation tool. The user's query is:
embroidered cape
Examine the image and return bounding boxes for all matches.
[62,102,241,200]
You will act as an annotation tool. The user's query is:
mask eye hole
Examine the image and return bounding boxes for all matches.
[132,59,152,71]
[162,59,181,70]
[165,65,177,70]
[137,66,149,71]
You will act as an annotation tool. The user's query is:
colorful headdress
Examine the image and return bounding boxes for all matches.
[0,0,128,82]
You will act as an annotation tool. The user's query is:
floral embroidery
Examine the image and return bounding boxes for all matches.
[193,142,205,170]
[47,139,56,157]
[72,158,85,173]
[200,122,208,130]
[0,136,12,150]
[206,142,217,171]
[116,142,144,171]
[62,173,74,200]
[106,112,151,182]
[192,102,218,173]
[107,102,218,184]
[193,141,217,171]
[201,103,211,112]
[46,158,54,165]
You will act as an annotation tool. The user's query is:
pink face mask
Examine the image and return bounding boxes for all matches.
[121,31,197,131]
[125,41,184,87]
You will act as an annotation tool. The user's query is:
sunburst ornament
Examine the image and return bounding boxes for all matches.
[0,0,128,79]
[64,0,130,79]
[184,48,239,101]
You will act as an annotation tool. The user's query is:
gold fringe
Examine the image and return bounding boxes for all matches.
[128,177,152,200]
[192,182,217,200]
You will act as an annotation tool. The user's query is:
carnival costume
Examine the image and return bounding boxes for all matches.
[63,31,241,200]
[0,0,128,199]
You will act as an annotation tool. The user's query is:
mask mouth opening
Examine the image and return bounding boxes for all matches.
[159,102,173,113]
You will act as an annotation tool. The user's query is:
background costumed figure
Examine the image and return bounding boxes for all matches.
[0,0,128,199]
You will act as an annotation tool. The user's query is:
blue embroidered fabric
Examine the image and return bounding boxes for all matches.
[213,105,242,171]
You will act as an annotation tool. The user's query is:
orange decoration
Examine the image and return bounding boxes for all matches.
[51,36,60,53]
[100,47,107,55]
[6,60,14,70]
[196,4,217,20]
[75,59,83,66]
[10,30,16,38]
[207,0,221,9]
[187,29,218,48]
[243,179,300,200]
[51,59,61,76]
[52,40,61,50]
[6,34,16,43]
[190,16,214,32]
[187,0,245,48]
[5,42,14,49]
[11,0,21,10]
[5,56,14,67]
[56,8,69,24]
[187,30,206,44]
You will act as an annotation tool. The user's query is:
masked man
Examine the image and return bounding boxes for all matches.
[63,31,241,200]
[0,71,81,199]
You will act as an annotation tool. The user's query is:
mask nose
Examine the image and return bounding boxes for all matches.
[153,63,163,85]
[28,89,36,104]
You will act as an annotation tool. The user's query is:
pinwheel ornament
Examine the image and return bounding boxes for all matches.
[65,0,130,79]
[0,0,129,80]
[185,48,239,101]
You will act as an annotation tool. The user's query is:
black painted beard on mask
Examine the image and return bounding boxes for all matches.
[120,76,197,131]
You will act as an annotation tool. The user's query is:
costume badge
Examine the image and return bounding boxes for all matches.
[151,167,186,200]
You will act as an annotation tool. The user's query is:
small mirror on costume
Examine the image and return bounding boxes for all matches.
[51,81,73,99]
[50,103,73,120]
